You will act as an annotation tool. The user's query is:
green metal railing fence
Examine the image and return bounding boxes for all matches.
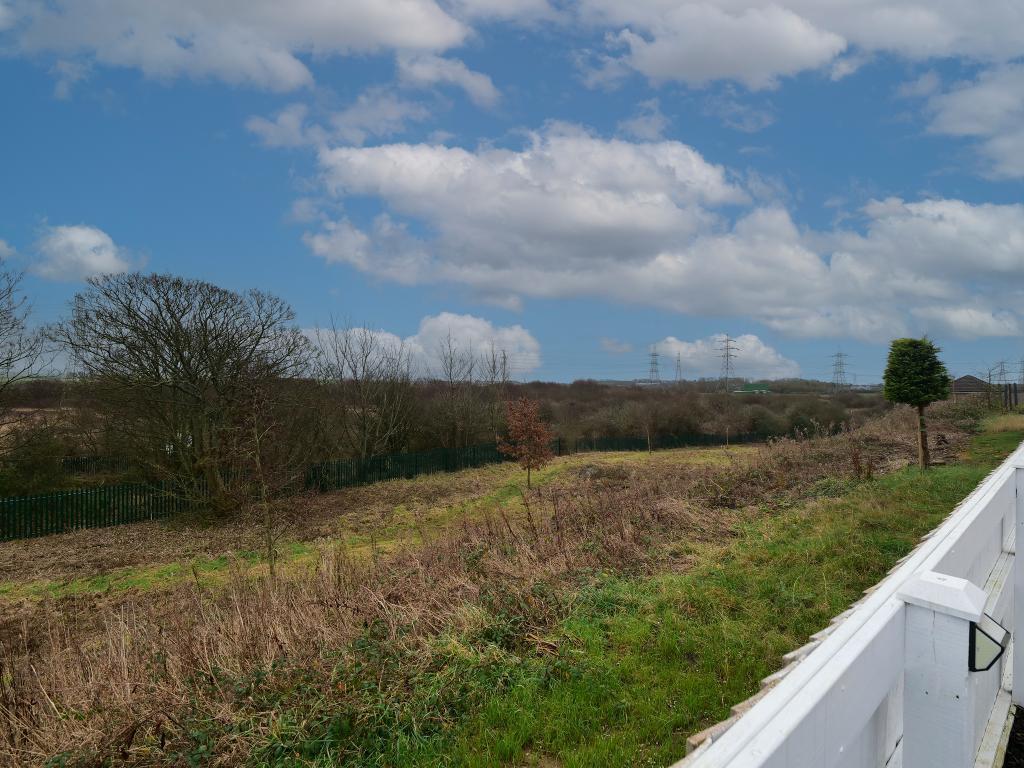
[2,432,771,542]
[61,456,135,475]
[306,443,505,492]
[0,481,193,541]
[562,431,767,454]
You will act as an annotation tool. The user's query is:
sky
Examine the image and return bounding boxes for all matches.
[1,1,1024,384]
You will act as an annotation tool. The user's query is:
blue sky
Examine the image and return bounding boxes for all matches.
[2,1,1024,383]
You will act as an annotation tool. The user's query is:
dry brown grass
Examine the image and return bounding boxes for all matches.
[984,413,1024,433]
[0,407,963,766]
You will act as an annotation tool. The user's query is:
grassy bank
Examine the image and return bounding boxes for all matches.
[236,429,1023,768]
[4,411,1011,767]
[0,446,756,604]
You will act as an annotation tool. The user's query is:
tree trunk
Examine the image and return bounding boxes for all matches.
[917,404,930,470]
[527,466,531,489]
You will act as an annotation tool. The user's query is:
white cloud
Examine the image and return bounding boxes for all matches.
[318,312,543,378]
[315,124,747,272]
[600,337,633,354]
[829,52,870,81]
[897,70,940,99]
[397,54,500,107]
[246,103,314,148]
[447,0,556,22]
[330,89,433,145]
[574,1,1024,90]
[925,64,1024,178]
[703,89,776,132]
[50,59,90,99]
[8,0,1024,100]
[0,239,14,259]
[655,334,799,379]
[406,312,542,377]
[304,214,432,285]
[616,99,668,140]
[300,124,1024,342]
[581,3,845,90]
[33,224,132,281]
[911,306,1020,339]
[8,0,467,91]
[247,90,431,148]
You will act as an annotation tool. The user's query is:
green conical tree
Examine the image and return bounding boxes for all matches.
[882,338,950,469]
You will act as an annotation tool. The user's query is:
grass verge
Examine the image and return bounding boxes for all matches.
[0,447,754,603]
[218,429,1024,768]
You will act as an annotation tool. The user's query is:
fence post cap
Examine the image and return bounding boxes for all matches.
[898,570,986,622]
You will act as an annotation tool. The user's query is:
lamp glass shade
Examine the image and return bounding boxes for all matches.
[969,614,1008,673]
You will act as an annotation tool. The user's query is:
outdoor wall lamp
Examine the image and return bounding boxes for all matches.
[968,613,1008,672]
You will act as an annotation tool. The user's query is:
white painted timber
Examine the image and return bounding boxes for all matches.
[898,571,986,621]
[677,440,1024,768]
[1014,466,1024,707]
[901,575,985,768]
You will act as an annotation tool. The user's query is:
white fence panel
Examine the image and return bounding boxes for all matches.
[679,441,1024,768]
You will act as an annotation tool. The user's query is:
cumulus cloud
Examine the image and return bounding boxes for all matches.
[447,0,556,22]
[397,54,500,107]
[911,306,1020,339]
[33,225,132,281]
[925,65,1024,178]
[314,123,746,276]
[247,90,432,149]
[299,123,1024,341]
[330,89,433,145]
[597,4,846,90]
[7,0,1024,103]
[6,0,467,91]
[406,312,541,376]
[616,99,668,140]
[246,103,314,148]
[317,312,542,378]
[655,334,799,379]
[897,70,940,99]
[575,1,1024,89]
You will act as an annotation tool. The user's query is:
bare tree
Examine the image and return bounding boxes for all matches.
[0,266,47,455]
[239,376,319,577]
[482,342,510,442]
[314,321,416,460]
[431,332,493,449]
[50,273,311,513]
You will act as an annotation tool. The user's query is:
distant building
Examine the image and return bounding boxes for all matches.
[735,382,770,394]
[951,375,991,397]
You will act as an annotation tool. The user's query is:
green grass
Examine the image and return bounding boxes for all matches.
[227,428,1024,768]
[1,447,743,604]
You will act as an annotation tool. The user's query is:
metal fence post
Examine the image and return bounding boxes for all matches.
[898,571,988,768]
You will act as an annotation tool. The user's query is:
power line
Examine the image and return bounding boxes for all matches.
[993,360,1010,385]
[647,346,661,383]
[831,351,849,392]
[717,335,739,392]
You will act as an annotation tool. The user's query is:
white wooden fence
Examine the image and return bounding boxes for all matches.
[677,441,1024,768]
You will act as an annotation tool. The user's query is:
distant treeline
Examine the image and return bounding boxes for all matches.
[0,373,884,498]
[0,269,887,510]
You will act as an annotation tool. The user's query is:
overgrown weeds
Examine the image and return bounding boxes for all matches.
[0,407,988,766]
